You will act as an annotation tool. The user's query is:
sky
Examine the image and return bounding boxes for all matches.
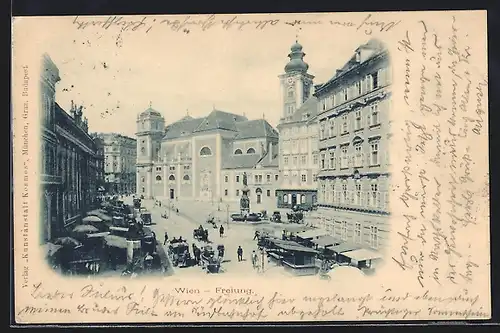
[32,14,376,138]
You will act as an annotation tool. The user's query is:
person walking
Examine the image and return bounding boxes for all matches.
[237,246,243,262]
[253,230,260,240]
[163,231,169,245]
[219,225,224,238]
[251,250,259,270]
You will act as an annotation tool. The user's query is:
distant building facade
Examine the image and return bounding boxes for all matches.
[93,133,137,194]
[40,54,61,243]
[314,39,392,251]
[136,107,279,205]
[40,54,102,243]
[275,41,319,208]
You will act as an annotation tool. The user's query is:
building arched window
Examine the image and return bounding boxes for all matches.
[169,175,175,181]
[200,146,212,156]
[156,175,162,181]
[183,174,190,181]
[141,147,145,155]
[287,87,295,98]
[246,147,256,154]
[283,194,288,203]
[255,188,262,194]
[234,149,243,155]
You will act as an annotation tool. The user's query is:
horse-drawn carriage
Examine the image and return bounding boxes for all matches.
[286,211,304,223]
[193,226,209,242]
[168,241,191,267]
[200,245,221,273]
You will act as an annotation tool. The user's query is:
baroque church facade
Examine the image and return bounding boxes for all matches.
[135,107,279,205]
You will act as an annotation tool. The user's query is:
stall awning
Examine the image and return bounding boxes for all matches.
[86,232,110,238]
[312,235,342,248]
[342,248,382,261]
[330,242,363,254]
[296,229,329,240]
[282,225,313,233]
[277,243,318,254]
[104,234,128,249]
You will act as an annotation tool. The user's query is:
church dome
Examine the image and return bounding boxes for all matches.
[284,41,309,73]
[140,107,162,117]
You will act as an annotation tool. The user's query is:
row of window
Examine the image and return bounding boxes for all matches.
[224,174,279,184]
[280,125,317,138]
[319,220,379,249]
[282,173,312,183]
[318,180,388,210]
[41,90,54,128]
[320,141,380,170]
[155,165,190,172]
[234,148,255,155]
[319,103,380,141]
[283,154,315,167]
[319,66,391,112]
[281,138,317,153]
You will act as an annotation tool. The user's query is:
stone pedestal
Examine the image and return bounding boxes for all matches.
[240,185,250,215]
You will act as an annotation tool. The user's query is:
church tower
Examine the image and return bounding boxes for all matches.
[135,103,165,199]
[279,41,315,122]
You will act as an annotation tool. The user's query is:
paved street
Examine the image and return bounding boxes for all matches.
[124,197,291,278]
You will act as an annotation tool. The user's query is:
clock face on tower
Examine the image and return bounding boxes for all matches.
[287,77,295,85]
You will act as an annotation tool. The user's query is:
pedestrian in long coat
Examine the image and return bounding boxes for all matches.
[219,225,224,237]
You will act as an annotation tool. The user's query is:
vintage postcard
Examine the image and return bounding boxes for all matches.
[12,10,490,324]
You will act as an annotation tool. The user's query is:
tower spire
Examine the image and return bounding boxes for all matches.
[149,101,152,108]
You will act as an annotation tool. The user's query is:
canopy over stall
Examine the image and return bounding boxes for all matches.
[311,235,342,248]
[296,229,329,240]
[281,225,313,233]
[342,248,382,262]
[330,242,363,254]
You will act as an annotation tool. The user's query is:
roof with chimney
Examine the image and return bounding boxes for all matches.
[163,109,278,141]
[315,38,387,96]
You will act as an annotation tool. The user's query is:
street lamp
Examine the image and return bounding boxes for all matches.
[226,203,230,230]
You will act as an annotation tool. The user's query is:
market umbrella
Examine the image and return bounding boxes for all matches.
[82,215,103,223]
[41,242,63,257]
[72,224,99,234]
[53,236,82,247]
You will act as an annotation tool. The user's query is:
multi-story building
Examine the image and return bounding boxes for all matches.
[40,54,103,243]
[92,136,106,193]
[93,133,137,194]
[40,54,61,243]
[275,41,319,208]
[221,140,279,210]
[314,39,392,252]
[136,107,279,205]
[54,102,101,229]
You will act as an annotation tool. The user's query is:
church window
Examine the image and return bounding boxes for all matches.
[234,149,243,155]
[200,146,212,156]
[141,177,145,182]
[169,175,175,181]
[246,148,256,154]
[156,175,162,181]
[141,147,145,155]
[287,87,295,98]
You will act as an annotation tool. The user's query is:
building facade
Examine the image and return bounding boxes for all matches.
[40,54,103,243]
[136,107,279,205]
[92,136,106,192]
[314,39,392,252]
[276,41,319,208]
[40,54,61,243]
[221,140,279,210]
[55,102,101,230]
[93,133,137,194]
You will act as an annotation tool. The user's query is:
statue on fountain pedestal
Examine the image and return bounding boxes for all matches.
[240,172,250,215]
